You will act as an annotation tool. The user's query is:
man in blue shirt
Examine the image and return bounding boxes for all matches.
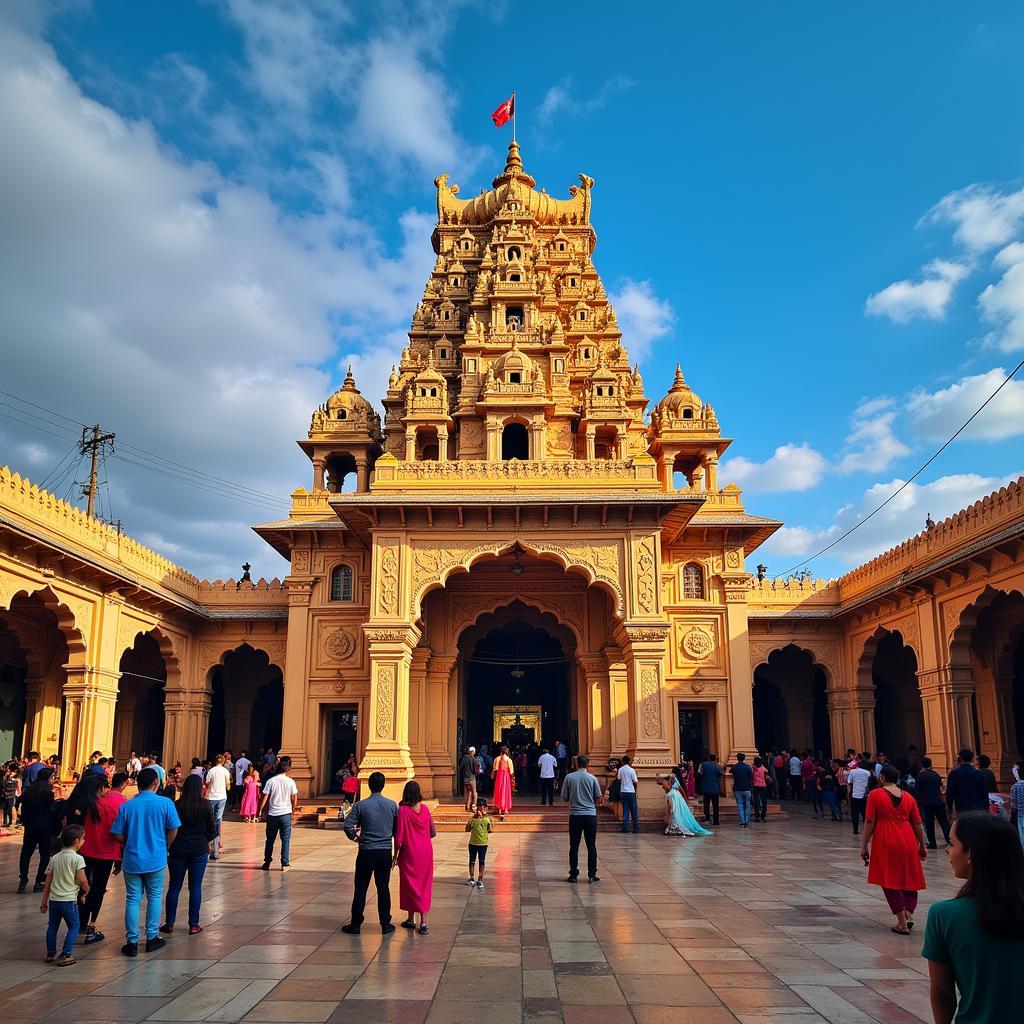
[22,751,46,787]
[341,771,398,935]
[110,767,179,956]
[729,753,754,828]
[561,754,603,883]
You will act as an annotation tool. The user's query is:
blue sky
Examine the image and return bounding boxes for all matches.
[2,0,1023,580]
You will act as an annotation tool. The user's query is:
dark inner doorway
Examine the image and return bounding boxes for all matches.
[464,617,568,753]
[678,706,710,764]
[329,707,359,792]
[501,422,529,460]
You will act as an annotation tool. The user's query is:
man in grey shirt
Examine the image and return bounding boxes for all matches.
[341,771,398,935]
[561,754,603,883]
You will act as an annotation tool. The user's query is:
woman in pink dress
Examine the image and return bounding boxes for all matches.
[492,745,515,817]
[239,765,261,823]
[394,781,435,934]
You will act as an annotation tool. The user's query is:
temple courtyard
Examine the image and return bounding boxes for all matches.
[0,810,956,1024]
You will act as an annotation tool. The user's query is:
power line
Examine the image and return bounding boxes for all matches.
[779,355,1024,576]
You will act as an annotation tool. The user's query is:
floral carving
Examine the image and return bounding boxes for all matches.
[375,665,396,739]
[636,538,655,614]
[291,550,310,573]
[640,667,661,737]
[681,626,714,660]
[324,628,356,661]
[117,617,142,657]
[690,678,706,693]
[378,543,399,615]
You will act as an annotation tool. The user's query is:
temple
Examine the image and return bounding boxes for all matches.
[2,144,1023,805]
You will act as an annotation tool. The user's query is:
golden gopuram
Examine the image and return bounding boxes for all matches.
[2,143,1024,811]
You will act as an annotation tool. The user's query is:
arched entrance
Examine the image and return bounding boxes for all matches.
[113,633,167,763]
[501,421,529,460]
[869,631,924,765]
[752,644,832,756]
[0,627,27,762]
[460,605,572,756]
[206,644,284,759]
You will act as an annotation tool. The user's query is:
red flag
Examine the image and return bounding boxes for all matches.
[491,94,515,128]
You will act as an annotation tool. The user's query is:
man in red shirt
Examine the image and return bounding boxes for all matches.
[79,771,128,945]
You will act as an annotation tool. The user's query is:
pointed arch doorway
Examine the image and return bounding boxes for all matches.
[457,601,576,773]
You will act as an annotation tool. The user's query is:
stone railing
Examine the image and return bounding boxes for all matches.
[837,475,1024,600]
[370,455,662,492]
[678,486,745,510]
[289,489,333,519]
[197,578,288,608]
[747,577,840,608]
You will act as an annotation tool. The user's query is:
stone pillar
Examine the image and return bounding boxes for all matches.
[312,456,325,492]
[280,577,315,795]
[60,667,118,777]
[360,624,419,799]
[604,647,631,756]
[585,428,596,461]
[722,576,757,761]
[989,672,1019,784]
[405,431,416,461]
[223,694,252,755]
[847,687,877,754]
[918,666,975,776]
[355,456,369,493]
[407,646,432,793]
[486,422,500,461]
[162,688,192,770]
[425,654,456,795]
[579,653,611,767]
[112,690,136,764]
[705,452,718,492]
[436,428,449,462]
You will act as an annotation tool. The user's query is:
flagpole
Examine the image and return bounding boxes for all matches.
[512,91,517,143]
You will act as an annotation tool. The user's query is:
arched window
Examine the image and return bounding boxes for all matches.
[682,563,704,600]
[501,422,529,460]
[578,310,586,321]
[510,273,521,282]
[336,409,347,420]
[439,348,448,360]
[330,564,354,602]
[508,246,521,260]
[683,408,693,419]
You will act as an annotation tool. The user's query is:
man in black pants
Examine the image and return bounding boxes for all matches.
[915,757,951,848]
[341,771,398,935]
[699,754,723,826]
[561,754,603,883]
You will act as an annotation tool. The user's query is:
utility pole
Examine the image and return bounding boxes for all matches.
[80,424,115,518]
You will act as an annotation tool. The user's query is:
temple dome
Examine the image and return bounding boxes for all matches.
[655,364,702,421]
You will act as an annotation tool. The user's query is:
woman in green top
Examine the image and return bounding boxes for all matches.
[923,811,1024,1023]
[465,798,493,889]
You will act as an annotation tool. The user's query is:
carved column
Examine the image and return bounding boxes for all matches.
[848,687,877,755]
[280,576,315,795]
[112,690,136,764]
[989,671,1019,784]
[405,431,416,461]
[705,452,718,492]
[579,653,611,767]
[436,428,449,463]
[161,687,192,770]
[312,456,325,492]
[407,646,432,793]
[486,421,500,461]
[722,575,757,761]
[918,666,974,776]
[361,624,418,797]
[425,654,456,794]
[604,646,631,755]
[60,667,118,776]
[585,427,596,461]
[355,456,369,493]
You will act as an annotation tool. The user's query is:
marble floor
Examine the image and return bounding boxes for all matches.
[0,805,957,1024]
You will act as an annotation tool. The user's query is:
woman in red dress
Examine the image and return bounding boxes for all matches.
[861,764,927,934]
[492,746,515,818]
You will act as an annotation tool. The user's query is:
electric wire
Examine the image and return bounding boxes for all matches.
[38,442,80,490]
[779,354,1024,576]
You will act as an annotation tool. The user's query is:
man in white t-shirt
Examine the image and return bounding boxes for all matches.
[203,754,232,860]
[789,753,803,801]
[127,751,142,780]
[538,749,558,806]
[617,755,640,834]
[259,757,299,871]
[847,761,872,836]
[233,752,251,809]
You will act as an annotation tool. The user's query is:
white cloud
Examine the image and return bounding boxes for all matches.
[865,259,969,323]
[538,74,634,126]
[608,279,674,362]
[906,368,1024,441]
[837,398,911,474]
[759,471,1021,567]
[720,443,828,494]
[0,19,435,579]
[979,242,1024,352]
[925,184,1024,252]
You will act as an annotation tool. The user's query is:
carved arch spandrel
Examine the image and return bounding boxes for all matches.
[0,581,89,660]
[449,594,586,651]
[748,639,840,687]
[196,639,287,687]
[409,537,625,619]
[947,584,1024,667]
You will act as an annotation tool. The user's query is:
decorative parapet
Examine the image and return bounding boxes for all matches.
[0,465,200,599]
[682,485,745,510]
[837,476,1024,601]
[289,489,332,519]
[196,578,287,607]
[371,456,661,492]
[747,576,841,608]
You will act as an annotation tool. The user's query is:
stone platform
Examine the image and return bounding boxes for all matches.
[0,806,952,1023]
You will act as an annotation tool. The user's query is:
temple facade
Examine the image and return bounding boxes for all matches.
[2,145,1023,801]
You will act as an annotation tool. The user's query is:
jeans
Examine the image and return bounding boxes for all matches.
[702,793,720,825]
[463,778,477,810]
[124,869,164,943]
[734,790,752,824]
[922,803,951,847]
[540,779,555,805]
[752,787,768,821]
[19,827,50,885]
[568,814,598,879]
[809,785,824,815]
[46,900,80,957]
[824,790,842,821]
[82,856,115,925]
[350,848,393,926]
[166,853,209,927]
[849,796,867,833]
[208,798,227,856]
[264,814,293,866]
[2,796,14,827]
[620,793,639,832]
[790,776,803,800]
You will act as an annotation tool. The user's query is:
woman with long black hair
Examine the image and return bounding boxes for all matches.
[79,772,126,945]
[923,811,1024,1023]
[18,767,55,893]
[159,774,215,935]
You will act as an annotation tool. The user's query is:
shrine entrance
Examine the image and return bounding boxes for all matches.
[459,604,573,760]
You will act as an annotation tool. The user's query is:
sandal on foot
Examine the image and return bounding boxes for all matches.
[418,925,428,935]
[891,927,911,935]
[189,925,204,935]
[401,920,416,929]
[56,955,77,966]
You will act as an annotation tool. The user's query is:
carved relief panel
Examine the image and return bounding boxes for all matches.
[670,616,723,674]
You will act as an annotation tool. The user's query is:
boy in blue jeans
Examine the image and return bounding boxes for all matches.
[40,825,90,966]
